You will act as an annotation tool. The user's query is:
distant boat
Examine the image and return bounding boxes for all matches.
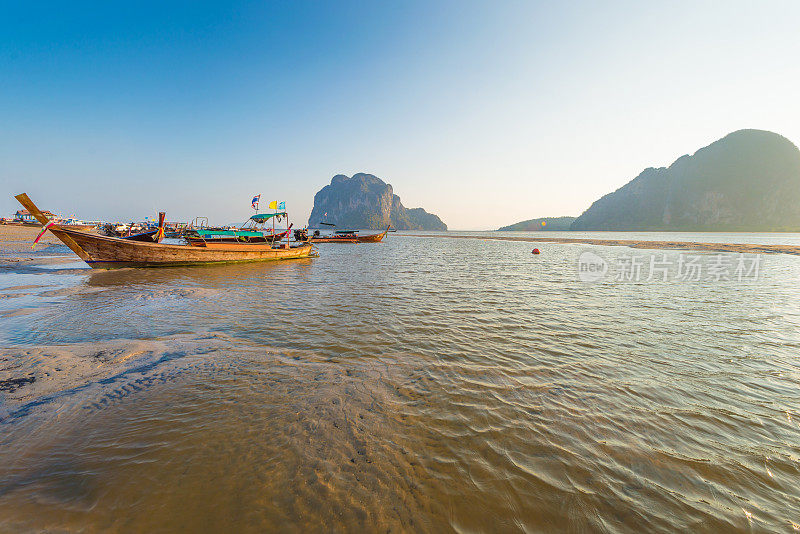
[308,229,359,243]
[356,227,390,243]
[308,226,389,244]
[3,210,96,230]
[58,217,98,232]
[14,193,315,269]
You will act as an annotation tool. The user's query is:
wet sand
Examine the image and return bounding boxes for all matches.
[0,225,61,259]
[0,225,60,245]
[0,333,230,419]
[407,233,800,255]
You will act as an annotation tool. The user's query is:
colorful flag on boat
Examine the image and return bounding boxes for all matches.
[32,220,56,249]
[268,200,278,210]
[278,201,285,210]
[251,195,260,210]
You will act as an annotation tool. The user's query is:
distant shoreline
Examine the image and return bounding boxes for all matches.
[405,233,800,256]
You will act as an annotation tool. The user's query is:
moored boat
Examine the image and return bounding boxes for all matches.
[184,212,291,245]
[184,229,289,246]
[122,213,167,242]
[14,194,315,269]
[356,227,389,243]
[307,226,389,243]
[308,230,359,243]
[58,217,98,232]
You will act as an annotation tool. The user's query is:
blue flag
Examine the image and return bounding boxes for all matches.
[278,201,285,210]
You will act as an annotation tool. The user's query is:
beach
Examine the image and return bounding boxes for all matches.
[0,225,62,259]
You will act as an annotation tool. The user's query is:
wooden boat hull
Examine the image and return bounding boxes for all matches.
[60,224,97,232]
[13,193,315,269]
[357,227,389,243]
[309,227,389,244]
[49,226,315,269]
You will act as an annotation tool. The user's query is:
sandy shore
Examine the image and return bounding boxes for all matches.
[0,333,234,419]
[406,233,800,255]
[0,224,66,263]
[0,224,61,246]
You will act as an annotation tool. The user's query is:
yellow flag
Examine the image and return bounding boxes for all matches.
[268,200,278,210]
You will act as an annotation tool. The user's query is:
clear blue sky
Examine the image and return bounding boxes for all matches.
[2,1,799,229]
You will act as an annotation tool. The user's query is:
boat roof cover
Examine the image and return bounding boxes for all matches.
[196,229,264,237]
[250,212,287,222]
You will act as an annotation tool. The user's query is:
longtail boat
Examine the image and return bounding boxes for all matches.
[184,229,289,246]
[308,230,359,243]
[122,212,167,242]
[184,212,290,245]
[356,227,390,243]
[14,194,315,269]
[308,226,389,244]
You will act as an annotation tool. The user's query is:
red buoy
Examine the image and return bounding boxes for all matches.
[532,248,540,255]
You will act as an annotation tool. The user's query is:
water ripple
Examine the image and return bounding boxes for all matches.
[0,236,799,531]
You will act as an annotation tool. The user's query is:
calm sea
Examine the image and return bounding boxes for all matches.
[1,233,799,532]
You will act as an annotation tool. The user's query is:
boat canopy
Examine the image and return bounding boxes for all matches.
[250,212,287,222]
[196,229,265,238]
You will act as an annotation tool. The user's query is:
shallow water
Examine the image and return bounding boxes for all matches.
[1,235,800,532]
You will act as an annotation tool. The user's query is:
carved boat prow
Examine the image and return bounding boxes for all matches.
[15,193,93,262]
[357,226,390,243]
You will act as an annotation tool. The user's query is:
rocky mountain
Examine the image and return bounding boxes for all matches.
[571,130,800,231]
[308,173,447,230]
[498,216,576,231]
